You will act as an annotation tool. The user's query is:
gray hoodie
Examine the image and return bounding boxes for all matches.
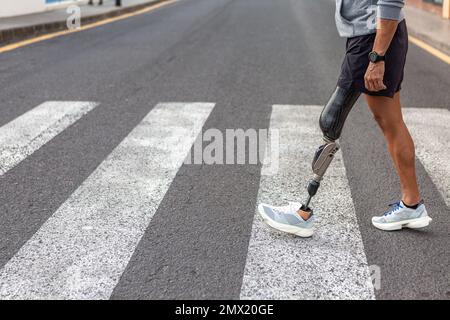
[335,0,405,38]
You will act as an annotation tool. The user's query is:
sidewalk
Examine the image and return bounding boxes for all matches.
[405,4,450,56]
[0,0,166,44]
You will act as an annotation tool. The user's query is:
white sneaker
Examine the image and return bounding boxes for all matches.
[372,200,432,231]
[258,202,315,237]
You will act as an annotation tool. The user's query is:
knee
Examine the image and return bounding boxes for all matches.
[372,113,389,130]
[372,113,400,134]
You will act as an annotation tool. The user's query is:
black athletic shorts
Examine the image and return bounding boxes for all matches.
[337,19,408,98]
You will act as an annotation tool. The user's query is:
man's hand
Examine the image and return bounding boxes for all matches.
[364,61,387,92]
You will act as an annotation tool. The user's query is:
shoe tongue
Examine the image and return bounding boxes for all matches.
[288,202,302,211]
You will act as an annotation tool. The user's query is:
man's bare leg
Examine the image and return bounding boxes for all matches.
[365,92,421,205]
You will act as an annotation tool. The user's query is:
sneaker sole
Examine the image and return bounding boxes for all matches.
[258,204,314,238]
[372,216,432,231]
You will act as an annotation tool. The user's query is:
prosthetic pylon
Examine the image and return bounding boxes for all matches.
[299,87,361,214]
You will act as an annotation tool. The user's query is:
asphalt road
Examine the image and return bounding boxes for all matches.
[0,0,449,300]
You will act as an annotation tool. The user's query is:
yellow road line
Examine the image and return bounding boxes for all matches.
[409,35,450,65]
[0,0,177,54]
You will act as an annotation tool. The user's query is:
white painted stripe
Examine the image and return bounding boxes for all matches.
[240,105,375,300]
[0,101,98,175]
[403,108,450,207]
[0,102,214,300]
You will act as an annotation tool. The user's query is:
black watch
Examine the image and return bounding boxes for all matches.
[368,51,385,63]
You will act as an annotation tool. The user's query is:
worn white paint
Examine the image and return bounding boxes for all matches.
[0,101,98,175]
[240,105,375,300]
[0,102,214,300]
[403,107,450,207]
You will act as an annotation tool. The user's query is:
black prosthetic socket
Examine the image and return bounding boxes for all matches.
[319,87,361,141]
[301,87,361,212]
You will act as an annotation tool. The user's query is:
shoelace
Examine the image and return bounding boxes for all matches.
[384,201,402,216]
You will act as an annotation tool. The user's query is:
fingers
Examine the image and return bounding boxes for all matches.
[364,76,370,91]
[365,76,376,92]
[375,79,387,91]
[364,62,387,92]
[365,76,386,92]
[364,74,373,92]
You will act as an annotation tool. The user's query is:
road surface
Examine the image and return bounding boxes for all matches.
[0,0,449,300]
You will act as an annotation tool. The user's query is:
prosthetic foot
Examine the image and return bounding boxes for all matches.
[299,87,361,215]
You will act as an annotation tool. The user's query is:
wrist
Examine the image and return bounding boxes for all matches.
[368,51,385,63]
[374,49,386,56]
[369,61,384,67]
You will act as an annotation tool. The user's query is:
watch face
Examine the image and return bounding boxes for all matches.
[369,52,377,62]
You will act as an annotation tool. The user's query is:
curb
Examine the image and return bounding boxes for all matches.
[0,0,168,45]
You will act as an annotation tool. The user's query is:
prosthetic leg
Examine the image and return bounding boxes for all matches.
[299,87,361,214]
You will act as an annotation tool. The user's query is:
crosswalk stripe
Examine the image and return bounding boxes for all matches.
[403,108,450,207]
[240,105,375,300]
[0,102,214,300]
[0,101,98,175]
